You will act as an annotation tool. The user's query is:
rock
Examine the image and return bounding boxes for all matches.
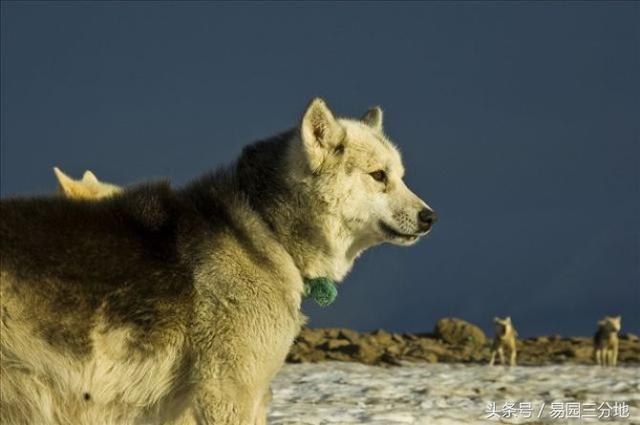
[307,351,329,362]
[288,325,639,366]
[405,345,439,363]
[318,339,351,351]
[434,318,486,347]
[370,329,394,346]
[359,340,385,364]
[297,327,326,345]
[404,333,419,341]
[386,344,403,356]
[286,352,302,363]
[570,346,593,361]
[325,351,355,362]
[413,338,449,356]
[333,343,360,356]
[338,328,360,343]
[392,333,405,343]
[379,352,402,366]
[324,328,341,339]
[287,349,326,363]
[422,352,439,363]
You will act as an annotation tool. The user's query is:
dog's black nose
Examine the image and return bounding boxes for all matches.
[418,208,437,232]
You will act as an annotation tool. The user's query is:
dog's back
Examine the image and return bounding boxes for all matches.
[0,184,197,424]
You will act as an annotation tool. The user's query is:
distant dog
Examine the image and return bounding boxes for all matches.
[1,98,437,424]
[54,166,122,199]
[594,316,621,367]
[489,317,517,366]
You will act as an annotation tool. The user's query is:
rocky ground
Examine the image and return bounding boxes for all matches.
[269,362,640,424]
[287,318,640,367]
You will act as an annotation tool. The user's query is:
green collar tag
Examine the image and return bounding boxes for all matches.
[303,277,337,307]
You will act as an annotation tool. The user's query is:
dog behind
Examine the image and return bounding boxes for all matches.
[53,166,122,199]
[594,315,621,367]
[489,316,517,366]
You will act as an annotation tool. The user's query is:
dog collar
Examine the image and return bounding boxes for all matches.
[303,277,337,307]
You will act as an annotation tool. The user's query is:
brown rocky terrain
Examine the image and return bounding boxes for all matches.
[287,318,640,367]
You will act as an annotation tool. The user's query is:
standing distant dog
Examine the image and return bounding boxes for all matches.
[0,98,437,425]
[53,166,123,199]
[594,316,621,367]
[489,316,518,366]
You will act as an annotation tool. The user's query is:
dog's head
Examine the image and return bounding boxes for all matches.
[598,316,622,332]
[54,167,122,200]
[297,98,436,247]
[493,316,512,335]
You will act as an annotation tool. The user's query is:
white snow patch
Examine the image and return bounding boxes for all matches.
[269,362,640,424]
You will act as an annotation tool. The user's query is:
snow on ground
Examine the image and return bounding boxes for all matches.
[268,362,640,425]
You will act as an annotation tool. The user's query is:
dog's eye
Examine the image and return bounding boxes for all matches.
[369,170,387,183]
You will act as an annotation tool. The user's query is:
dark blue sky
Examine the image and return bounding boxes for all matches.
[1,2,638,337]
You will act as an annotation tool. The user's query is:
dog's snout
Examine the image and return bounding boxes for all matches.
[417,208,437,232]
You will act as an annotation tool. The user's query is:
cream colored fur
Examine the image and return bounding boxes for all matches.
[48,175,290,425]
[594,316,621,367]
[1,224,301,425]
[54,167,123,199]
[489,317,517,367]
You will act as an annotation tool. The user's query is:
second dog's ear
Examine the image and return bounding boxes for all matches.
[54,167,93,199]
[82,170,99,184]
[301,98,344,171]
[361,106,383,131]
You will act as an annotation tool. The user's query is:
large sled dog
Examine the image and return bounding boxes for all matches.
[0,98,437,424]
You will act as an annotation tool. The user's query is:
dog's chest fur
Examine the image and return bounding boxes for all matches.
[594,327,619,349]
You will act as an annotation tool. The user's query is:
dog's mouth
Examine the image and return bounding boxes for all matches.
[378,221,421,242]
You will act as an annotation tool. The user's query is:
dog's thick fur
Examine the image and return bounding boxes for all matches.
[489,317,517,366]
[52,169,271,425]
[0,99,435,424]
[593,316,621,367]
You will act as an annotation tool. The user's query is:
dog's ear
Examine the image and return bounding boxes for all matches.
[54,167,93,199]
[82,170,99,184]
[301,98,344,171]
[505,316,512,323]
[361,106,383,131]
